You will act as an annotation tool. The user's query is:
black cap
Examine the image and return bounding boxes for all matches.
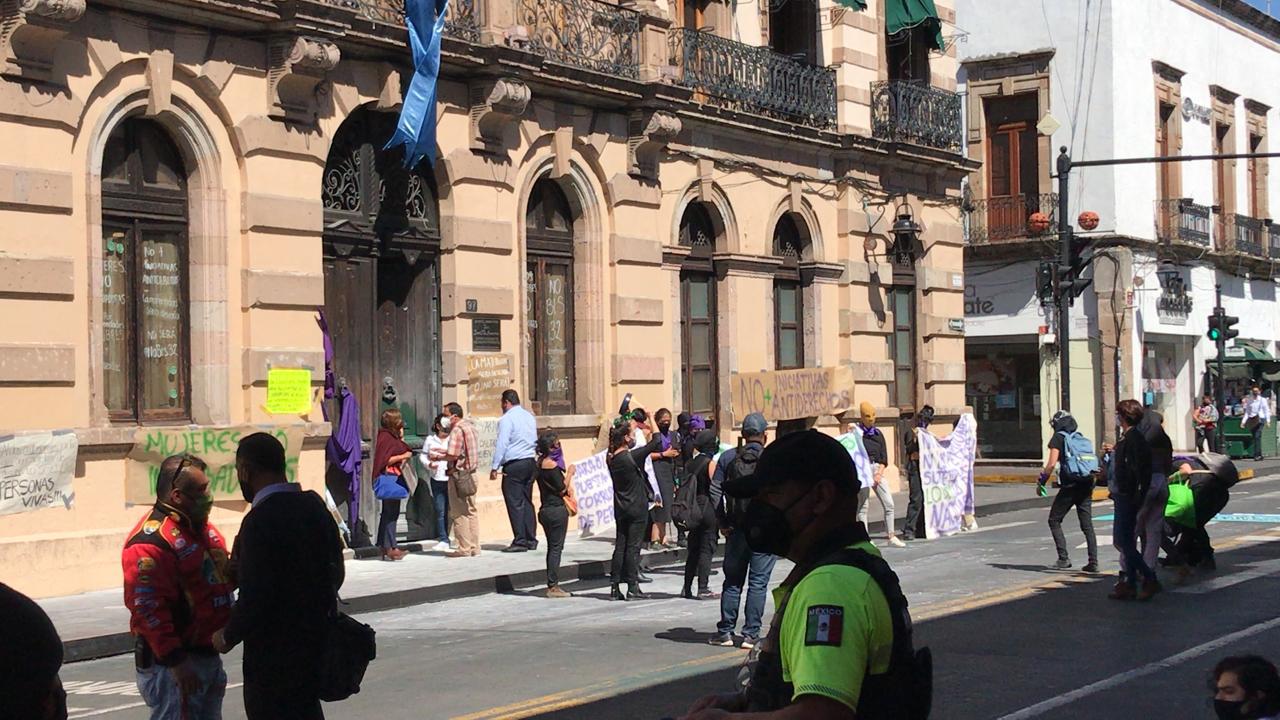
[723,429,858,499]
[694,429,720,454]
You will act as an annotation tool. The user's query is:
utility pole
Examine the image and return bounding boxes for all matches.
[1056,148,1072,413]
[1215,284,1226,450]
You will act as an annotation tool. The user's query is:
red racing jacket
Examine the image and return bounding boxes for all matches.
[122,503,235,665]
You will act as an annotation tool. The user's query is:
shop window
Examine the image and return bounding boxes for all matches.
[101,118,191,423]
[525,179,576,415]
[886,286,917,410]
[679,203,719,419]
[769,0,818,66]
[773,214,808,370]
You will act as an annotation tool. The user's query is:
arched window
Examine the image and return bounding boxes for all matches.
[101,118,190,422]
[773,214,807,370]
[678,203,719,419]
[525,178,576,415]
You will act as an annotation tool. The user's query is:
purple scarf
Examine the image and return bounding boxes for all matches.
[689,414,707,432]
[658,430,673,452]
[862,424,881,438]
[549,446,566,471]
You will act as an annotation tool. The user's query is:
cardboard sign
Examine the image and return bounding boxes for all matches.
[731,366,855,422]
[0,432,77,516]
[467,354,512,418]
[265,368,314,415]
[125,425,307,504]
[572,451,614,536]
[919,414,978,539]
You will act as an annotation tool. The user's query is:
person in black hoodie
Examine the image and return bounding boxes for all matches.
[213,433,345,719]
[1106,400,1158,601]
[900,405,934,541]
[608,424,662,600]
[680,430,721,600]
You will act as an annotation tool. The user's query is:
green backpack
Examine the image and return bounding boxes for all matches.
[1165,472,1197,529]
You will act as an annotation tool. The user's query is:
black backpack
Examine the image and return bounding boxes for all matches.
[671,454,710,531]
[721,444,762,527]
[318,610,377,701]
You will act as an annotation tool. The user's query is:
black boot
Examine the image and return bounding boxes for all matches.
[681,585,695,600]
[638,572,653,584]
[611,585,627,601]
[627,585,649,600]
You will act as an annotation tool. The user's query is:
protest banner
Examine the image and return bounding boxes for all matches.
[572,451,614,536]
[265,368,314,415]
[0,432,77,516]
[467,355,512,418]
[471,417,500,478]
[919,413,978,539]
[837,432,877,490]
[125,425,307,504]
[731,365,855,422]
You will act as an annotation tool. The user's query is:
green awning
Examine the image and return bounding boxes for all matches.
[835,0,868,9]
[887,0,944,51]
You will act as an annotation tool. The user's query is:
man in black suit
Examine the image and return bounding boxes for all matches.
[213,433,345,719]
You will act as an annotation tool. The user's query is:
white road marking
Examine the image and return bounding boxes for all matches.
[66,683,243,718]
[995,616,1280,719]
[962,520,1036,534]
[1239,535,1280,542]
[1171,558,1280,594]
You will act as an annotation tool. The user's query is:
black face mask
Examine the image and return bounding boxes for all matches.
[658,423,671,434]
[740,487,814,557]
[1214,699,1249,720]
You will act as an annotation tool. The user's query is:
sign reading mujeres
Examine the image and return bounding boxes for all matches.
[125,425,306,504]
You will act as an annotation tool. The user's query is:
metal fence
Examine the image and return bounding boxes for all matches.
[871,80,962,153]
[966,193,1057,245]
[517,0,641,78]
[337,0,480,42]
[1154,198,1211,247]
[1222,213,1266,256]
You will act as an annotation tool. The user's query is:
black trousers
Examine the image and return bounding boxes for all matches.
[244,682,323,720]
[611,514,647,588]
[1251,424,1265,459]
[502,459,538,548]
[901,461,925,539]
[1048,483,1097,564]
[1195,426,1219,454]
[539,504,569,587]
[683,506,718,592]
[377,498,401,550]
[404,473,435,541]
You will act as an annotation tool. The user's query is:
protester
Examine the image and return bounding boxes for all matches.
[0,582,67,720]
[631,407,651,446]
[648,408,682,550]
[673,411,696,547]
[1163,453,1237,573]
[853,402,904,548]
[213,433,345,720]
[123,453,234,719]
[681,430,924,719]
[423,413,452,551]
[443,402,482,558]
[1210,655,1280,720]
[492,389,539,552]
[1138,410,1174,581]
[373,408,413,561]
[608,424,663,600]
[1195,395,1220,454]
[535,431,574,598]
[1106,400,1159,601]
[1242,385,1272,461]
[709,412,775,649]
[681,429,721,600]
[1037,411,1099,572]
[900,405,934,541]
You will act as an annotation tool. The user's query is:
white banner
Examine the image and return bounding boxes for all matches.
[919,414,978,539]
[0,432,77,516]
[837,432,877,491]
[572,451,615,537]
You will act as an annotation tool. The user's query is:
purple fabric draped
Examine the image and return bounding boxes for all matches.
[549,446,566,471]
[315,310,335,421]
[658,430,673,452]
[689,414,707,432]
[326,387,363,530]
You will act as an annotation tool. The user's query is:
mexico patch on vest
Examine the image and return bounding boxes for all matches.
[805,605,844,647]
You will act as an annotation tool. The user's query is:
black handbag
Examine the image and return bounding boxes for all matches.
[318,610,377,702]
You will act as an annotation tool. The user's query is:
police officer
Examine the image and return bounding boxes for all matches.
[679,430,928,720]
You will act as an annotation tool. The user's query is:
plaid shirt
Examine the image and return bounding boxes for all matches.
[446,419,478,472]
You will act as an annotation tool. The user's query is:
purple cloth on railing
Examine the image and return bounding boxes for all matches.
[326,387,363,530]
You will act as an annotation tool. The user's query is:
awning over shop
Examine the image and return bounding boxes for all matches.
[1205,341,1280,380]
[887,0,944,50]
[835,0,868,9]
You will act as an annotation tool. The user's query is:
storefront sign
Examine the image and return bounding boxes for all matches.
[731,365,855,422]
[466,354,511,417]
[125,425,306,503]
[0,432,77,516]
[919,414,977,539]
[472,317,501,351]
[1156,270,1193,325]
[1182,97,1211,125]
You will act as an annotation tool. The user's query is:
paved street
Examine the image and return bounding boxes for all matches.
[59,472,1280,720]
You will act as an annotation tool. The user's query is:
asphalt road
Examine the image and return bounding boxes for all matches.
[60,474,1280,720]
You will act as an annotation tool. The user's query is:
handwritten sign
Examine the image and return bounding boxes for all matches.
[125,425,307,504]
[467,354,512,418]
[837,432,877,491]
[572,451,615,536]
[919,414,978,539]
[0,432,77,516]
[265,368,314,415]
[470,417,500,476]
[731,365,855,422]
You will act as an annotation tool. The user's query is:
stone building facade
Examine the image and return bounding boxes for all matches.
[0,0,971,596]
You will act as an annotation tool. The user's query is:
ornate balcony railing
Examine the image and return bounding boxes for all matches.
[966,193,1057,245]
[871,80,963,153]
[518,0,641,78]
[336,0,480,42]
[1154,198,1211,247]
[1270,225,1280,259]
[667,29,837,128]
[1221,213,1266,257]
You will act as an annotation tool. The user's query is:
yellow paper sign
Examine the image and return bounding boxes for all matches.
[265,368,314,415]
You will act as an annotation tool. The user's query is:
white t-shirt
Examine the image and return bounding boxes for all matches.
[423,434,450,482]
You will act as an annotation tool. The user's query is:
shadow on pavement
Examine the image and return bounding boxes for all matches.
[654,627,715,645]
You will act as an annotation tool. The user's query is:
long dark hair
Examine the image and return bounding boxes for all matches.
[608,424,631,452]
[1211,656,1280,715]
[536,431,559,459]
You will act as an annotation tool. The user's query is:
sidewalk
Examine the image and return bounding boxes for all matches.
[44,483,1053,662]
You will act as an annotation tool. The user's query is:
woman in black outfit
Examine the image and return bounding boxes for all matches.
[608,424,662,600]
[681,430,720,599]
[535,432,573,599]
[647,408,681,550]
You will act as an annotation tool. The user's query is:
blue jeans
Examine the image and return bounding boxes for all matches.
[432,479,450,540]
[136,653,226,720]
[717,530,777,639]
[1113,494,1154,583]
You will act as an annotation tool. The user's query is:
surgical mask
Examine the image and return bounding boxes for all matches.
[442,416,453,430]
[740,487,815,557]
[1214,699,1247,720]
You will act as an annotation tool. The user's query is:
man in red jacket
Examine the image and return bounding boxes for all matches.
[123,453,235,719]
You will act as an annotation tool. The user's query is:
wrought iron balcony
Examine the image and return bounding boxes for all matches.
[966,193,1057,245]
[667,29,837,128]
[1220,213,1266,257]
[518,0,641,78]
[1154,198,1211,247]
[871,80,963,153]
[334,0,480,41]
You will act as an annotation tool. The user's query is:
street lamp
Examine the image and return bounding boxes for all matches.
[890,203,922,264]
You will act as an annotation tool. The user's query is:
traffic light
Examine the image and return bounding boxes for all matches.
[1036,262,1055,302]
[1057,228,1092,304]
[1207,310,1240,343]
[1221,313,1239,342]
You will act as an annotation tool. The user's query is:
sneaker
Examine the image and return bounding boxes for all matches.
[1053,559,1072,570]
[546,586,571,599]
[708,633,735,647]
[739,636,758,650]
[1108,579,1136,601]
[434,540,452,551]
[626,588,649,601]
[887,536,906,548]
[611,586,627,601]
[1137,578,1162,601]
[697,589,720,601]
[1082,562,1099,574]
